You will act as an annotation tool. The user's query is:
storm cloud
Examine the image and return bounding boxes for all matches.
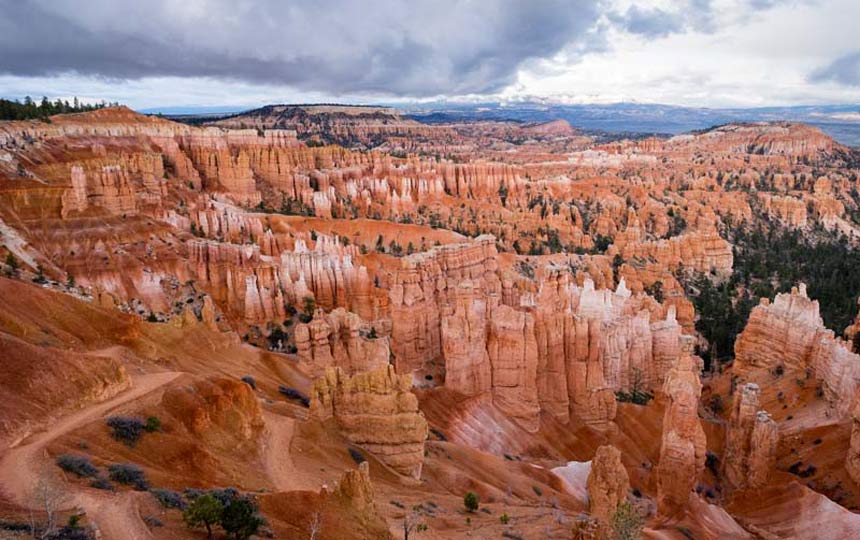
[811,51,860,87]
[0,0,604,97]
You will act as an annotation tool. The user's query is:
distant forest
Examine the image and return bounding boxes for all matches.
[0,97,119,121]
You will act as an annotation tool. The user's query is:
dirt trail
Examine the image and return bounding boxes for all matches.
[0,371,182,540]
[261,409,318,492]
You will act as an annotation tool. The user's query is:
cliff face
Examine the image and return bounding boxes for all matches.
[735,284,860,416]
[656,337,706,515]
[309,365,428,479]
[294,308,389,375]
[722,383,778,490]
[388,238,689,430]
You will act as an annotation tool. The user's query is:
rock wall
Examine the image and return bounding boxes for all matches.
[309,365,428,479]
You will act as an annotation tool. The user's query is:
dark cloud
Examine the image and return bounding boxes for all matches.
[0,0,603,97]
[608,0,790,38]
[810,51,860,86]
[608,6,684,37]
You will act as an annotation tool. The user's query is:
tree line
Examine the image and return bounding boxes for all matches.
[0,96,120,121]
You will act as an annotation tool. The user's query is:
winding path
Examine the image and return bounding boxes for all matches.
[0,371,182,540]
[261,409,318,492]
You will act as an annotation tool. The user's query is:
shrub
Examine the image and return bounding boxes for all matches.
[108,463,149,490]
[151,488,186,509]
[241,376,256,390]
[144,515,164,528]
[348,447,366,465]
[144,416,161,433]
[705,451,719,476]
[278,386,310,407]
[44,525,92,540]
[615,390,654,406]
[90,477,114,491]
[708,395,724,415]
[56,454,98,478]
[500,513,510,525]
[463,491,479,512]
[106,416,145,445]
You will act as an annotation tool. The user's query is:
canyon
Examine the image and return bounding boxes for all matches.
[1,105,859,540]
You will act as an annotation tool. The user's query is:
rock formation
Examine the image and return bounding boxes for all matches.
[656,336,707,514]
[722,383,778,490]
[586,445,630,523]
[735,284,860,416]
[162,377,265,451]
[310,365,428,479]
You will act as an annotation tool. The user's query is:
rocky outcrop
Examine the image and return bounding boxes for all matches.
[735,284,860,416]
[586,445,630,523]
[310,365,428,479]
[656,337,706,515]
[723,383,778,490]
[331,461,392,538]
[162,377,265,451]
[294,308,389,374]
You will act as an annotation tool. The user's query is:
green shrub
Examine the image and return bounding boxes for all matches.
[464,491,479,512]
[144,416,161,433]
[183,494,222,539]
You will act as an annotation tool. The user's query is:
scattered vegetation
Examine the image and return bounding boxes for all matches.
[610,501,644,540]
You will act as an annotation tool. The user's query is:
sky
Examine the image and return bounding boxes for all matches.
[0,0,858,110]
